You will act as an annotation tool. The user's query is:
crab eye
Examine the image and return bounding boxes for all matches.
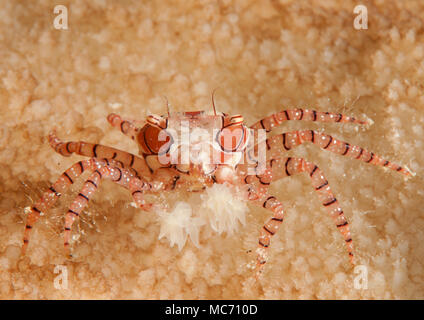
[146,114,167,129]
[229,115,243,124]
[216,125,248,152]
[138,124,173,155]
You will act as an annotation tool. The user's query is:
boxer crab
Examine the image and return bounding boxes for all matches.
[22,104,412,276]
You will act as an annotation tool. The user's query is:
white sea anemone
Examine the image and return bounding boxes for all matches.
[157,184,249,250]
[200,183,248,235]
[157,202,204,251]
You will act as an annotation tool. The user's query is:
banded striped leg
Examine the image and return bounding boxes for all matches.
[63,162,154,258]
[245,157,354,278]
[266,130,412,176]
[22,159,97,255]
[48,130,152,177]
[107,113,140,141]
[259,157,354,264]
[251,108,369,132]
[251,192,285,278]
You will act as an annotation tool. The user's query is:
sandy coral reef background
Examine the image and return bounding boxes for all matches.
[0,0,423,299]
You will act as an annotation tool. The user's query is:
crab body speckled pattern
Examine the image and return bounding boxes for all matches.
[22,106,412,276]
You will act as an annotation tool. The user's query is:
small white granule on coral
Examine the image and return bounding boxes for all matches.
[98,56,111,70]
[200,184,248,235]
[157,202,204,251]
[108,102,122,110]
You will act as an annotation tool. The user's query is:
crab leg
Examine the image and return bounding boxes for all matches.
[62,162,153,258]
[248,191,285,277]
[269,157,353,260]
[22,158,154,256]
[48,131,152,178]
[107,113,141,141]
[251,108,368,132]
[265,130,412,176]
[22,159,96,254]
[244,156,354,276]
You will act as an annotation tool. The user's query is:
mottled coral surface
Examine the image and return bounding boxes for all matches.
[0,0,423,299]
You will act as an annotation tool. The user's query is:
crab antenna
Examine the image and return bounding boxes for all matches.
[163,95,170,117]
[211,88,219,116]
